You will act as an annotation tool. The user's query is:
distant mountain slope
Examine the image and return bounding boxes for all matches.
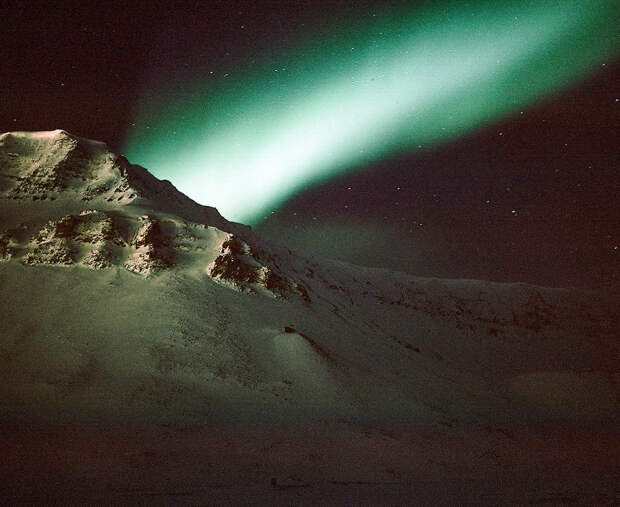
[0,129,617,428]
[1,130,619,505]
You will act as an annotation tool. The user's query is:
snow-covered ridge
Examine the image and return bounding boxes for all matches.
[0,130,309,298]
[207,233,312,301]
[0,129,236,229]
[0,132,617,505]
[1,130,616,312]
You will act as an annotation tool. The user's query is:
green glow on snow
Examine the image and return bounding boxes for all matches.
[124,0,619,224]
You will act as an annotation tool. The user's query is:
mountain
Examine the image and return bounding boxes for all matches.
[1,130,617,505]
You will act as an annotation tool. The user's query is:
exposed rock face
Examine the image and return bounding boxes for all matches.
[131,215,166,248]
[1,130,124,201]
[0,232,14,260]
[24,211,123,267]
[4,202,294,285]
[82,243,113,269]
[207,235,255,283]
[18,211,180,276]
[124,216,173,276]
[11,206,313,291]
[76,210,120,242]
[207,234,311,301]
[25,237,73,265]
[25,217,76,265]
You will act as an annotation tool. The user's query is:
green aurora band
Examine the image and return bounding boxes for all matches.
[124,0,619,224]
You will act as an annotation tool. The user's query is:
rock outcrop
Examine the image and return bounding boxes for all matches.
[23,211,122,268]
[124,215,174,276]
[207,234,311,301]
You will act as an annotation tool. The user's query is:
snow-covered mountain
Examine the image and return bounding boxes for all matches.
[1,130,617,505]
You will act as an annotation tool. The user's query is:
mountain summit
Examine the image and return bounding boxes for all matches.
[0,130,306,295]
[1,130,617,504]
[1,129,227,222]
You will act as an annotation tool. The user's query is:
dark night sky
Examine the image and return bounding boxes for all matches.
[1,1,618,290]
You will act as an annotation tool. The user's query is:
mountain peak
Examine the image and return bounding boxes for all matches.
[1,132,618,506]
[0,129,236,229]
[0,130,310,299]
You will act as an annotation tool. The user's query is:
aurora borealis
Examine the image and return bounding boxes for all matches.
[123,0,619,223]
[2,0,619,289]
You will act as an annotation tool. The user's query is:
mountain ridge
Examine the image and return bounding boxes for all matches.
[0,129,241,229]
[0,130,618,504]
[0,130,312,296]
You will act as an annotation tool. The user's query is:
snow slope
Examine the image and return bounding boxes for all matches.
[0,130,618,504]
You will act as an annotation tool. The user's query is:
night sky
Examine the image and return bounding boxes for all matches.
[2,0,618,290]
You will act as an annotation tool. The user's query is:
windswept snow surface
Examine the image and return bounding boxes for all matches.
[0,131,618,505]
